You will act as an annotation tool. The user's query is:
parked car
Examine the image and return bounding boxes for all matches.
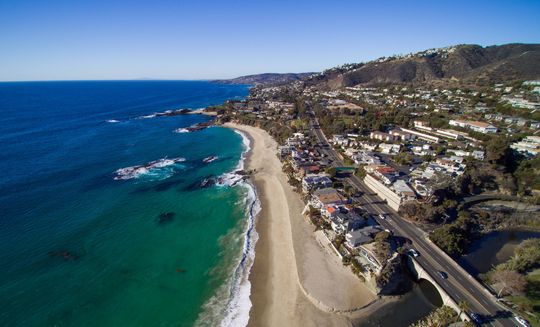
[437,271,448,279]
[408,249,420,257]
[469,312,482,324]
[378,213,386,220]
[515,316,531,327]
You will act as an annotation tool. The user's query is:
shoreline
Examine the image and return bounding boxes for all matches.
[224,123,382,327]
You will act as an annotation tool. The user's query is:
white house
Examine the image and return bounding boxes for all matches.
[449,119,498,134]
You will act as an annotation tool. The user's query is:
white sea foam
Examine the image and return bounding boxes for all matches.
[113,157,186,180]
[218,182,260,327]
[195,129,260,327]
[138,113,157,119]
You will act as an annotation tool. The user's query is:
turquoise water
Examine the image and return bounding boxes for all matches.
[0,81,254,326]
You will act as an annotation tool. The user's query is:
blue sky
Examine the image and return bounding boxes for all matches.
[1,0,539,81]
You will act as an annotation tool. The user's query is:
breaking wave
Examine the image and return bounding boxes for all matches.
[113,157,186,181]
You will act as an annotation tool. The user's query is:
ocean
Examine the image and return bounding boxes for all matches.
[0,81,258,327]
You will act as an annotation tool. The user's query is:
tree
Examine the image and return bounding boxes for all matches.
[374,231,391,243]
[325,167,337,178]
[490,270,527,297]
[430,224,469,257]
[498,238,540,273]
[411,305,458,327]
[485,136,515,170]
[457,300,470,322]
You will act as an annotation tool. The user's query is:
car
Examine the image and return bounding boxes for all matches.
[408,249,419,257]
[515,316,531,327]
[469,312,482,324]
[378,213,386,220]
[437,271,448,279]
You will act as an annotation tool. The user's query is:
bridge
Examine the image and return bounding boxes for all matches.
[407,256,469,321]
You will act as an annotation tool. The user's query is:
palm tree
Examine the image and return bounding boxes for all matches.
[457,300,470,322]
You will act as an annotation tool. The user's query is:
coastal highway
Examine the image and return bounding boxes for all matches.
[308,116,517,327]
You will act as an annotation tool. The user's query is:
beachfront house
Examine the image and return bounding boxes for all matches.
[311,188,348,209]
[345,225,384,248]
[302,174,333,193]
[326,207,367,234]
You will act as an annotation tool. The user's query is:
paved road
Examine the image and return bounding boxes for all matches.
[309,117,517,327]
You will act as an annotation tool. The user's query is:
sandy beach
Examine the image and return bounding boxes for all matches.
[225,123,379,327]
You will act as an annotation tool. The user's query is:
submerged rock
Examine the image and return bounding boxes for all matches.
[157,212,175,224]
[48,250,79,261]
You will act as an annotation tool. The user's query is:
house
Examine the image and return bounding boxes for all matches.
[302,174,333,192]
[392,180,416,201]
[472,150,485,161]
[365,165,398,185]
[370,131,395,142]
[352,151,381,165]
[329,209,366,234]
[511,136,540,156]
[379,143,401,155]
[414,121,431,130]
[412,145,435,156]
[449,119,498,134]
[346,225,384,247]
[449,156,465,164]
[311,188,348,209]
[389,129,414,141]
[359,142,378,151]
[297,164,321,178]
[278,146,292,157]
[411,178,430,197]
[435,158,465,175]
[332,135,349,147]
[447,149,470,157]
[358,242,384,271]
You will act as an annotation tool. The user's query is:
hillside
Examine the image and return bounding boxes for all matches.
[213,72,314,85]
[305,43,540,89]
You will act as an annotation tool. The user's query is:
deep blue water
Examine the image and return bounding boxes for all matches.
[0,81,252,326]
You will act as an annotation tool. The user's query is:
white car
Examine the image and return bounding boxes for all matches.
[408,249,420,257]
[515,316,530,327]
[378,213,386,220]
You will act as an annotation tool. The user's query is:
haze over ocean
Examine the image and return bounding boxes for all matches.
[0,81,255,326]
